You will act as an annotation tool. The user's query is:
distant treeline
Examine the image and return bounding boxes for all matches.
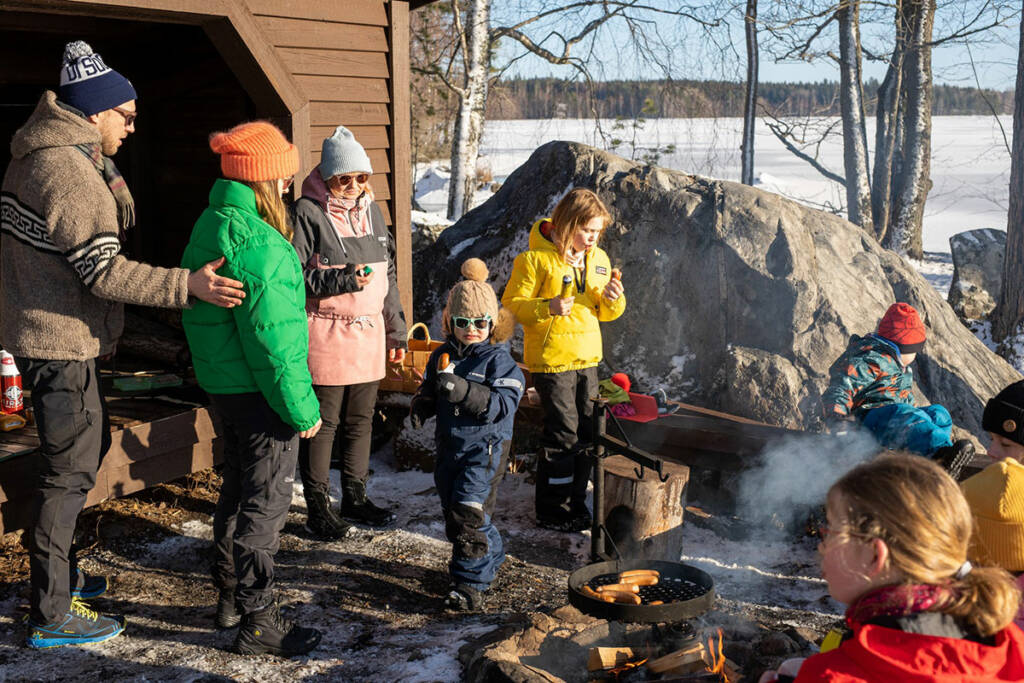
[486,77,1014,119]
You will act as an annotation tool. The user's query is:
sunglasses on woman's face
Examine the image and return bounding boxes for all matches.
[453,316,491,330]
[331,173,369,187]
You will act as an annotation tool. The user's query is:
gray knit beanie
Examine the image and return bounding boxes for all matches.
[319,125,372,179]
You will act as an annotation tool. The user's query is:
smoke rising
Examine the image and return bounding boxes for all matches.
[735,425,881,532]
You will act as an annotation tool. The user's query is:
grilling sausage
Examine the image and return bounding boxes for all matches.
[619,569,659,580]
[597,583,640,594]
[618,574,659,586]
[600,590,642,605]
[580,585,602,600]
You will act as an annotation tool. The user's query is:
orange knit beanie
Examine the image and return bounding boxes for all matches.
[209,121,299,182]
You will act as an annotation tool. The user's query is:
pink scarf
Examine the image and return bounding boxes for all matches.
[845,584,955,628]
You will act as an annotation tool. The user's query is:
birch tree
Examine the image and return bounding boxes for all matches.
[420,0,725,220]
[993,7,1024,343]
[883,0,934,257]
[447,1,491,221]
[763,0,1010,257]
[741,0,759,186]
[837,0,872,232]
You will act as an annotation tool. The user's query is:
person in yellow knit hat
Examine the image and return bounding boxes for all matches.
[961,379,1024,632]
[502,188,626,531]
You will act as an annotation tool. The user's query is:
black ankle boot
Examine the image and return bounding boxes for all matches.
[216,586,240,629]
[232,602,322,657]
[303,485,351,541]
[340,478,396,527]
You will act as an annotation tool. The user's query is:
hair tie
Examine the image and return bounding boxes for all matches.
[954,560,973,580]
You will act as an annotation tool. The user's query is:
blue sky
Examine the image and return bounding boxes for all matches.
[493,3,1019,90]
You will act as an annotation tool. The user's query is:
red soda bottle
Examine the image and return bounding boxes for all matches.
[1,351,23,414]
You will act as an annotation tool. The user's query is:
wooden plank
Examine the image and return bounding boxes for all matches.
[245,0,388,26]
[278,47,389,78]
[306,149,391,173]
[101,406,219,470]
[202,14,298,115]
[388,0,413,321]
[291,102,311,201]
[309,101,390,126]
[97,441,220,503]
[310,125,389,150]
[295,75,390,103]
[258,15,388,51]
[375,200,392,225]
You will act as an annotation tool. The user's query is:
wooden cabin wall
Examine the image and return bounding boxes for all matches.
[243,0,395,224]
[0,0,414,318]
[0,14,259,269]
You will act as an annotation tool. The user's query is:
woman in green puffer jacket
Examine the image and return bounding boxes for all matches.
[181,121,321,659]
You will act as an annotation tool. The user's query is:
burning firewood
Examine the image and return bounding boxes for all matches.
[646,641,706,674]
[586,646,653,671]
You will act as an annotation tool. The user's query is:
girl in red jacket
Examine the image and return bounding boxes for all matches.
[761,454,1024,683]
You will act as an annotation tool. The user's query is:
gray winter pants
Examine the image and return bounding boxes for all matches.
[209,392,298,614]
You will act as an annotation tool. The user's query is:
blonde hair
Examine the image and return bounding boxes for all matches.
[247,180,292,242]
[831,453,1021,637]
[549,188,611,260]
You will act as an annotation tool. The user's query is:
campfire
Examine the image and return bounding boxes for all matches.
[589,628,739,681]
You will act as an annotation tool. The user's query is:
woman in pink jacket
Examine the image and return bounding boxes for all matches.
[291,126,407,538]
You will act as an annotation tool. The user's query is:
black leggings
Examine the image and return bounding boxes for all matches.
[299,380,379,488]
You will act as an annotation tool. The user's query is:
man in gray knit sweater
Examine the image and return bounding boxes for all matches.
[1,41,245,649]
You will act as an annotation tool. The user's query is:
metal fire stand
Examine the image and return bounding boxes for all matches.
[589,397,671,563]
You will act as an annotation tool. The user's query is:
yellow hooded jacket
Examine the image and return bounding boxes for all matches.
[502,218,626,373]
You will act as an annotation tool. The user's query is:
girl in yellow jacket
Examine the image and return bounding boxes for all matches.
[502,188,626,531]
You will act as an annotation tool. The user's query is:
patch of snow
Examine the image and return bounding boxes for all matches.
[907,251,954,299]
[411,209,452,229]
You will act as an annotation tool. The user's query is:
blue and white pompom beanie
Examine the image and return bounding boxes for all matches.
[58,41,137,117]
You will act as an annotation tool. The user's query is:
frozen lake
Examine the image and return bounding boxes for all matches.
[464,116,1012,255]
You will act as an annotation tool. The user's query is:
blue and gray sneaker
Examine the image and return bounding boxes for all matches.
[25,598,126,649]
[71,571,108,600]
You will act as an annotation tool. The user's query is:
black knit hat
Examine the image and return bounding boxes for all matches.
[983,380,1024,446]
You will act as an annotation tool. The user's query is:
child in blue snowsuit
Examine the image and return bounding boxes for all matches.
[822,302,974,478]
[409,258,524,610]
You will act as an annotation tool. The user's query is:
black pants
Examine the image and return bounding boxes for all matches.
[299,380,378,489]
[209,393,298,614]
[532,367,598,516]
[17,357,110,625]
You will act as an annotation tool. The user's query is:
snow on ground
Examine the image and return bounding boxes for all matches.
[0,442,830,681]
[417,116,1011,256]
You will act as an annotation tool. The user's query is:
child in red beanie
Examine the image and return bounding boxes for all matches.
[822,302,974,478]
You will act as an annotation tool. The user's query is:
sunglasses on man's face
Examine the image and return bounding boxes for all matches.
[331,173,369,187]
[453,316,491,330]
[112,106,137,127]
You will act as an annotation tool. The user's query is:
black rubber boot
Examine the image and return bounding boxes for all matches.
[445,583,485,611]
[232,602,322,657]
[536,448,582,532]
[216,586,241,629]
[303,485,351,541]
[933,439,976,481]
[569,448,594,530]
[340,478,396,527]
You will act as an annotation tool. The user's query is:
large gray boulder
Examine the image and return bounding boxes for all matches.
[413,142,1020,435]
[947,228,1005,321]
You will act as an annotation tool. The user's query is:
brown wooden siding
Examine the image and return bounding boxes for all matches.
[245,0,396,235]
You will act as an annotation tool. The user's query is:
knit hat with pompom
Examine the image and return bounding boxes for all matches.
[444,258,499,328]
[58,40,137,117]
